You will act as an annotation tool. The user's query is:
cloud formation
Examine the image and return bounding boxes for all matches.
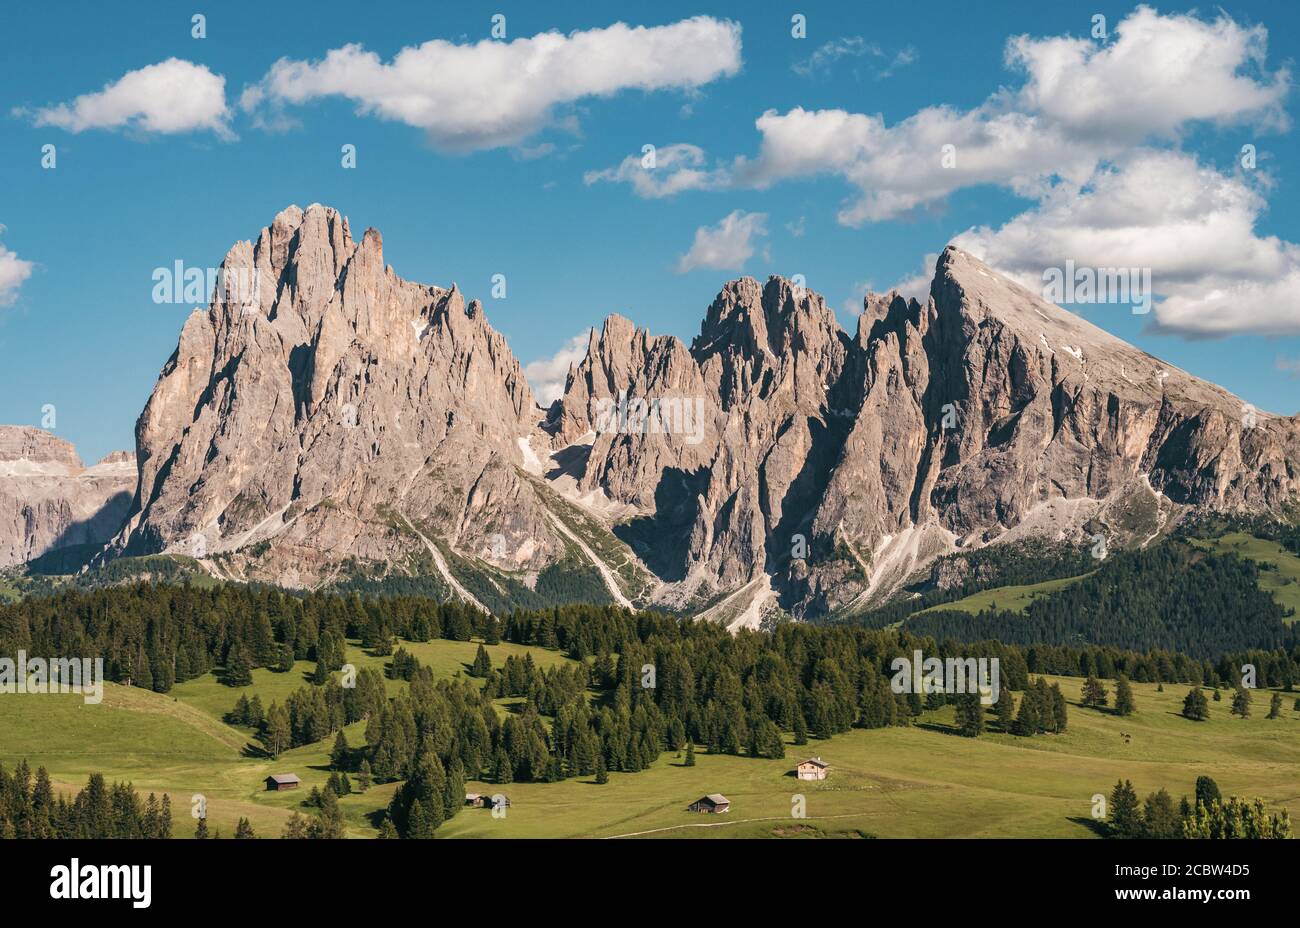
[22,59,232,137]
[523,332,592,406]
[675,210,767,273]
[242,17,742,152]
[0,229,34,307]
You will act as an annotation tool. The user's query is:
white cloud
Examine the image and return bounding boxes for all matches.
[23,59,232,137]
[524,332,592,406]
[584,143,729,197]
[736,6,1288,223]
[950,150,1300,335]
[0,231,34,307]
[889,253,940,304]
[842,279,873,316]
[242,17,742,153]
[675,210,767,274]
[1277,356,1300,378]
[792,37,916,80]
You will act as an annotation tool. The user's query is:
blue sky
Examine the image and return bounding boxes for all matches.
[1,0,1299,463]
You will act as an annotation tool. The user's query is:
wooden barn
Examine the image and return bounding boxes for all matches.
[796,757,830,780]
[265,773,300,791]
[465,793,486,808]
[688,794,731,814]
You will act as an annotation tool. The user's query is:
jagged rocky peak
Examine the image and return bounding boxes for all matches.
[109,205,555,589]
[0,426,135,568]
[65,215,1297,622]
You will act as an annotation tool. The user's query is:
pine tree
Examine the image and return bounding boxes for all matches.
[1081,675,1108,708]
[792,711,808,746]
[471,644,492,678]
[330,730,350,771]
[1113,675,1135,716]
[1194,776,1222,810]
[159,794,173,839]
[1231,686,1252,719]
[281,812,309,839]
[1267,692,1282,719]
[224,645,253,688]
[1182,687,1209,721]
[234,817,255,839]
[1108,779,1143,838]
[1143,789,1179,839]
[494,748,513,784]
[1050,683,1068,732]
[1014,686,1040,736]
[356,759,372,792]
[954,692,984,737]
[995,689,1015,732]
[194,816,209,839]
[594,756,609,784]
[684,742,696,767]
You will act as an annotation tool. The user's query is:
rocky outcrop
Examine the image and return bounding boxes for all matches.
[75,207,1297,620]
[553,246,1299,618]
[108,204,562,589]
[0,426,134,567]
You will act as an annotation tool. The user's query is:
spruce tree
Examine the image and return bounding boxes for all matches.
[1182,687,1209,721]
[1231,686,1252,718]
[1081,675,1108,708]
[594,756,609,784]
[1108,779,1143,838]
[330,731,350,770]
[234,817,255,839]
[471,644,492,678]
[1267,692,1282,719]
[995,689,1015,732]
[194,816,209,839]
[684,742,696,767]
[1113,675,1135,716]
[224,645,253,688]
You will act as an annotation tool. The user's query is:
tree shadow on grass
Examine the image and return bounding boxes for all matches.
[1067,816,1109,837]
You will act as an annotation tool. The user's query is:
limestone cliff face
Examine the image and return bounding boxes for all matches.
[73,208,1298,618]
[109,204,560,588]
[0,426,134,568]
[554,246,1299,618]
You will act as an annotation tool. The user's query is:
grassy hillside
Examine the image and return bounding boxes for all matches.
[912,573,1092,616]
[3,636,1296,839]
[1189,532,1300,622]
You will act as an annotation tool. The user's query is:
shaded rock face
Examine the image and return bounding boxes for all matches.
[0,426,134,568]
[556,246,1299,617]
[98,208,1298,618]
[110,204,560,587]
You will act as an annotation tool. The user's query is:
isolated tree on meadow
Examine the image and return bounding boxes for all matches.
[1231,686,1252,719]
[1113,675,1135,716]
[471,644,492,678]
[954,692,984,737]
[1081,675,1108,708]
[1182,688,1209,721]
[1267,692,1282,719]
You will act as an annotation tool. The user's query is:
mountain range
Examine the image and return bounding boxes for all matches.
[4,204,1297,625]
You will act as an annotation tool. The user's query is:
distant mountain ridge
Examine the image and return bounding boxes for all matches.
[0,426,134,568]
[6,206,1296,622]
